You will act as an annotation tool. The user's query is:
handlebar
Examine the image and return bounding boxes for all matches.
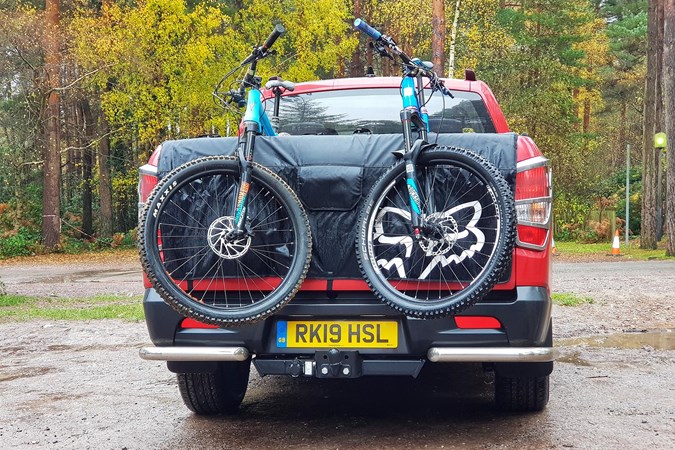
[263,24,285,50]
[353,18,452,97]
[215,24,286,107]
[241,24,285,65]
[354,18,381,40]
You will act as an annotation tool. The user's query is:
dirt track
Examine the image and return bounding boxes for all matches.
[0,257,674,449]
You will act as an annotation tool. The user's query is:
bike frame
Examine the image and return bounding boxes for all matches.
[233,86,276,232]
[230,63,285,235]
[209,24,286,237]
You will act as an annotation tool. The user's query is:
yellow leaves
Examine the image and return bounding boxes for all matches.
[369,0,432,57]
[69,0,357,143]
[72,0,238,144]
[237,0,357,82]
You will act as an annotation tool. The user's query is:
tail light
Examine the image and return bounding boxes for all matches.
[139,147,162,288]
[515,156,551,250]
[138,145,161,211]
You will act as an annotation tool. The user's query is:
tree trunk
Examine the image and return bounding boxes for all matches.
[80,100,95,238]
[447,0,462,77]
[64,101,76,205]
[657,0,666,241]
[350,0,364,77]
[572,88,580,130]
[664,0,675,255]
[98,111,113,239]
[641,0,659,249]
[42,0,61,249]
[432,0,445,76]
[583,98,591,133]
[657,1,665,133]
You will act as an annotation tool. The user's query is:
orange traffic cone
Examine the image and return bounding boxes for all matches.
[551,238,557,255]
[610,229,621,256]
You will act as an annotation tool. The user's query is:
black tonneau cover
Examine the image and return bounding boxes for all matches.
[157,133,517,278]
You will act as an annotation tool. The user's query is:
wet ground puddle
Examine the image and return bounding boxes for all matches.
[558,329,674,351]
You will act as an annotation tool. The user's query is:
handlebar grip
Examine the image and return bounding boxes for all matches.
[263,24,285,50]
[354,18,382,40]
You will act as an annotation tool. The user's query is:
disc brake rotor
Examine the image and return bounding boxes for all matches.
[418,213,459,256]
[207,216,251,259]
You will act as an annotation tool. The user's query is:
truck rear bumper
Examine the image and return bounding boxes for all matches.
[138,344,557,363]
[427,346,557,363]
[142,285,553,373]
[139,346,249,362]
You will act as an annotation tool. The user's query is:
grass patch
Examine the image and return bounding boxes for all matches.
[555,241,675,260]
[0,295,30,307]
[0,294,144,322]
[552,292,594,307]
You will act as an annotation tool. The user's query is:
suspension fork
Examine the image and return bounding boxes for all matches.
[399,74,434,238]
[232,121,259,236]
[399,113,425,237]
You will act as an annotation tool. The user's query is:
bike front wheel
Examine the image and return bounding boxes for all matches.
[139,156,312,325]
[356,147,515,318]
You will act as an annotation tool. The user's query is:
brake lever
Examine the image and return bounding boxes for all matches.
[369,41,394,60]
[436,80,454,99]
[242,47,277,65]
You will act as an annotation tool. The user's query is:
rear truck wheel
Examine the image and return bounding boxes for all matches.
[356,146,516,318]
[495,374,550,412]
[177,360,251,415]
[139,156,312,326]
[494,321,553,412]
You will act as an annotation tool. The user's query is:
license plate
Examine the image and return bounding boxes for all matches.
[276,321,398,349]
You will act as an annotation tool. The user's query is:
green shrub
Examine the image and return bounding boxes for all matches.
[553,194,592,241]
[0,228,39,257]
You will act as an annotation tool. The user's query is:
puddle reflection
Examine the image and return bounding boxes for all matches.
[558,330,674,350]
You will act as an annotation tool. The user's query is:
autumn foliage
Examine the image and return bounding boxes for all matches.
[0,0,653,253]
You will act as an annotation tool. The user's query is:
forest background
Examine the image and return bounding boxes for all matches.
[0,0,669,256]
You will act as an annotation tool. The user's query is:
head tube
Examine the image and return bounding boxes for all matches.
[401,77,419,110]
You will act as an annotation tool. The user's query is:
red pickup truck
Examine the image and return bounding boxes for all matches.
[137,74,555,414]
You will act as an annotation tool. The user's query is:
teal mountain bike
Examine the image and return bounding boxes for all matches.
[139,25,312,326]
[354,19,516,318]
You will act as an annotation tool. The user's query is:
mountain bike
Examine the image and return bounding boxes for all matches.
[139,25,312,326]
[353,19,516,318]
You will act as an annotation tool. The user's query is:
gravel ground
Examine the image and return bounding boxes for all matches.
[552,260,675,338]
[0,255,674,449]
[0,250,143,298]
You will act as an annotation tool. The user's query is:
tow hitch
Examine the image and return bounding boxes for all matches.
[316,349,362,378]
[252,349,424,378]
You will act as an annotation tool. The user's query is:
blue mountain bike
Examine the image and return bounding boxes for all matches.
[139,25,312,326]
[354,19,516,318]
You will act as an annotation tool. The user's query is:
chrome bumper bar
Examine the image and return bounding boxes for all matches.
[139,346,249,362]
[427,347,558,363]
[139,346,556,363]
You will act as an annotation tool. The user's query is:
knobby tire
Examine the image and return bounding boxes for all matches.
[356,146,516,318]
[138,156,311,326]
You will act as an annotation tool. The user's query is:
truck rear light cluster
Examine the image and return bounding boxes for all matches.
[138,145,161,213]
[515,156,551,250]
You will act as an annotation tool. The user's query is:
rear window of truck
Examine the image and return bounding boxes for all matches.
[267,88,496,135]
